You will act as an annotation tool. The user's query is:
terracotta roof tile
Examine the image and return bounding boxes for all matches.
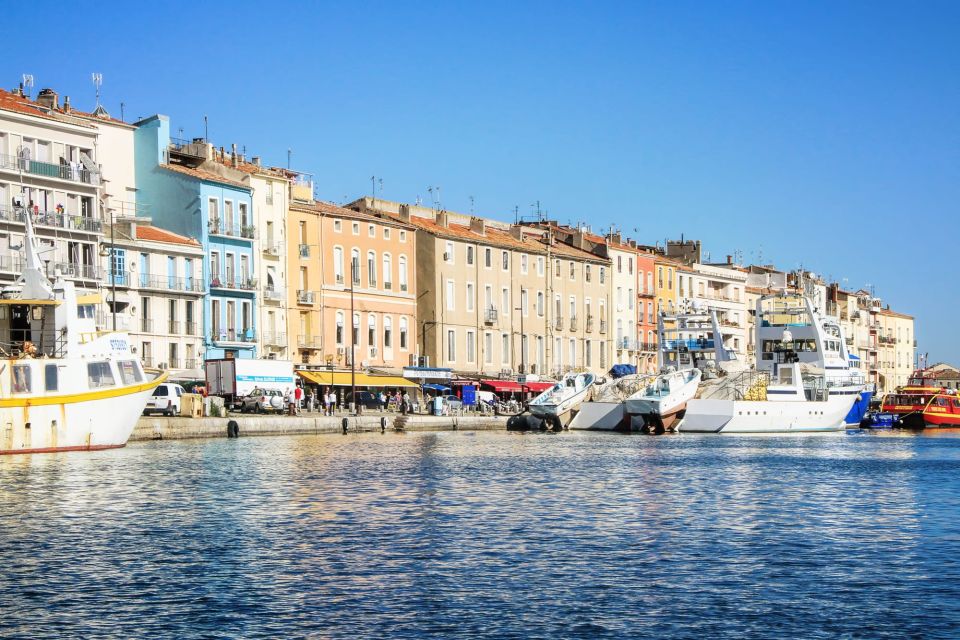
[161,163,250,190]
[0,89,97,128]
[291,200,416,229]
[136,225,201,247]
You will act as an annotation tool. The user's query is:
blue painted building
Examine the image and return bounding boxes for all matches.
[134,115,258,360]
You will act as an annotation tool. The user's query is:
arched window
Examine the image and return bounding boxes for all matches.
[350,249,360,285]
[367,250,377,287]
[399,316,408,350]
[384,316,393,349]
[333,246,344,284]
[382,253,392,289]
[352,312,360,345]
[398,255,408,291]
[336,311,344,345]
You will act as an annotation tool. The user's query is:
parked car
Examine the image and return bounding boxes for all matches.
[239,388,285,413]
[143,383,185,416]
[441,395,463,412]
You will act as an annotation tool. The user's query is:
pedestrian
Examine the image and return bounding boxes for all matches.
[378,390,387,411]
[326,389,335,416]
[294,385,304,415]
[306,389,315,413]
[402,390,411,414]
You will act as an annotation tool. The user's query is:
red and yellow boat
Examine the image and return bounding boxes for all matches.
[880,370,960,428]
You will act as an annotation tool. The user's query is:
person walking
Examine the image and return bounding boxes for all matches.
[294,386,304,415]
[378,391,387,412]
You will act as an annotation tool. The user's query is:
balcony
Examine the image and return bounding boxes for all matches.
[0,205,102,233]
[208,329,257,344]
[185,322,198,336]
[299,244,310,258]
[167,358,181,370]
[140,319,154,333]
[168,321,181,335]
[96,312,131,331]
[484,306,498,324]
[54,262,101,280]
[619,337,637,351]
[585,315,594,333]
[105,272,131,288]
[139,274,205,293]
[297,335,322,349]
[0,153,100,185]
[262,243,282,257]
[263,287,284,304]
[554,316,564,331]
[639,341,658,351]
[569,316,578,332]
[208,219,255,240]
[184,359,198,370]
[209,275,258,291]
[262,332,287,347]
[599,319,607,334]
[297,290,315,305]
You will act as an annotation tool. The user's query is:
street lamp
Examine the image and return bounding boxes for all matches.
[349,255,359,415]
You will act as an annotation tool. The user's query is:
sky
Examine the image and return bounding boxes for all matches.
[6,1,958,363]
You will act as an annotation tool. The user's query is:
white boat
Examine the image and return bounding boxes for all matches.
[625,368,702,431]
[681,292,859,434]
[622,309,732,432]
[0,212,166,454]
[568,373,652,431]
[527,372,597,428]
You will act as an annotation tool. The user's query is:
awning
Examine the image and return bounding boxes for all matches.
[481,379,524,393]
[297,370,419,388]
[848,354,861,361]
[422,383,451,392]
[523,381,555,393]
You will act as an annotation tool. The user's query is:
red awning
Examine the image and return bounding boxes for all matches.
[522,381,555,393]
[481,379,524,393]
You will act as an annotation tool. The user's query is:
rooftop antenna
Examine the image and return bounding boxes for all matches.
[120,101,125,122]
[427,186,434,207]
[469,195,474,215]
[91,73,103,107]
[513,205,519,224]
[204,115,209,142]
[287,148,292,169]
[21,74,34,98]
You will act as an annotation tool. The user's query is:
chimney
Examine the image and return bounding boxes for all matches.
[36,88,59,110]
[469,217,486,235]
[398,204,411,222]
[436,210,449,228]
[510,225,525,241]
[63,96,71,113]
[727,255,733,265]
[629,239,637,248]
[252,156,261,167]
[231,143,238,168]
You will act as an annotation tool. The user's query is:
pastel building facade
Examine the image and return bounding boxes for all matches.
[134,115,258,360]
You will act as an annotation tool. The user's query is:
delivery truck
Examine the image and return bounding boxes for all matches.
[205,358,297,410]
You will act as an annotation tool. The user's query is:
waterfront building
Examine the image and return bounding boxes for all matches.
[677,261,749,359]
[100,218,205,374]
[743,265,790,367]
[134,116,258,360]
[634,249,658,373]
[349,199,611,378]
[287,198,417,370]
[875,306,915,393]
[605,233,641,369]
[0,87,104,293]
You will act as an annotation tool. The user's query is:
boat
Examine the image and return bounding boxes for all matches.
[920,392,960,427]
[622,309,733,432]
[568,372,652,431]
[880,370,954,429]
[624,368,702,432]
[0,211,166,454]
[680,292,859,434]
[525,371,597,430]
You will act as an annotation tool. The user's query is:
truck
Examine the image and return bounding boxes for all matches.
[205,358,297,410]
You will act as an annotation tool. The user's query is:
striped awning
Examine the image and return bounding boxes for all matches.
[296,370,418,388]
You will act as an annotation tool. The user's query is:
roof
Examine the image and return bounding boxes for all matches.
[161,163,251,190]
[291,200,415,229]
[878,307,913,320]
[135,225,201,247]
[209,152,295,180]
[0,88,98,128]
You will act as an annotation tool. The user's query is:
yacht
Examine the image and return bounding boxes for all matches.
[680,293,860,433]
[0,212,166,454]
[525,371,597,430]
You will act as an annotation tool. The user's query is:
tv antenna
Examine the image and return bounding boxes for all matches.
[91,73,103,107]
[469,195,474,215]
[22,74,34,97]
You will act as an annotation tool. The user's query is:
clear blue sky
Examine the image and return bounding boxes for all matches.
[7,1,958,363]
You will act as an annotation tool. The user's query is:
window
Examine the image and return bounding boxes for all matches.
[467,246,474,265]
[352,222,360,235]
[537,256,544,276]
[45,364,58,392]
[618,255,622,273]
[336,312,344,345]
[521,289,528,316]
[466,282,475,312]
[399,255,408,291]
[537,291,544,316]
[628,257,633,275]
[502,251,509,271]
[628,289,634,310]
[239,202,249,230]
[658,267,664,289]
[555,260,561,277]
[353,313,360,344]
[599,267,605,284]
[384,316,393,348]
[569,339,576,367]
[382,254,392,288]
[334,219,342,232]
[367,251,377,287]
[502,333,510,365]
[647,272,653,294]
[445,241,454,263]
[484,248,492,268]
[368,314,376,347]
[224,200,234,226]
[447,329,456,361]
[585,265,591,282]
[501,288,509,317]
[368,224,375,237]
[12,365,31,394]
[208,198,219,225]
[570,262,575,280]
[668,268,674,290]
[351,249,360,285]
[521,254,528,274]
[466,331,476,362]
[87,362,115,388]
[333,246,344,283]
[118,360,143,384]
[399,317,408,349]
[384,227,391,240]
[585,340,592,367]
[446,280,455,310]
[555,337,562,367]
[400,230,406,242]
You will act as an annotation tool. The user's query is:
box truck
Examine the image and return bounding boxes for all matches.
[205,359,297,409]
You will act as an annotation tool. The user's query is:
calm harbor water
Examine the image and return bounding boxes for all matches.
[2,429,960,639]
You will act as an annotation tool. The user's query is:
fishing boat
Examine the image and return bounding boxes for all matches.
[880,370,951,429]
[0,212,166,454]
[681,292,859,433]
[526,371,597,430]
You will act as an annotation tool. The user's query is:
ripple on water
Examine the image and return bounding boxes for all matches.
[1,430,960,639]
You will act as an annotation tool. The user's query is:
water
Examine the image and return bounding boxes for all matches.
[3,430,960,639]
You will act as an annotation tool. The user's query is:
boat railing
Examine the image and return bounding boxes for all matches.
[698,370,770,401]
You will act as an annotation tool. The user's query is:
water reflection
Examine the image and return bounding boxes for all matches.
[1,430,959,638]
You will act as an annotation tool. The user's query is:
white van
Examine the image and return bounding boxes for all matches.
[143,383,185,416]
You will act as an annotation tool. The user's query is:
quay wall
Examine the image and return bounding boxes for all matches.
[132,414,510,442]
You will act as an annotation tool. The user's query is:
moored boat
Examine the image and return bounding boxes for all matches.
[0,212,166,454]
[526,372,597,430]
[625,368,701,432]
[880,371,951,429]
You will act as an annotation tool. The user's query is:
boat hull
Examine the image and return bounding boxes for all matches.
[568,402,628,431]
[680,393,855,434]
[1,376,164,455]
[843,390,872,427]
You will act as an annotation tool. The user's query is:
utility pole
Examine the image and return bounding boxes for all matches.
[350,254,358,415]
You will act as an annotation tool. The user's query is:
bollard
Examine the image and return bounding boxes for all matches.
[341,417,349,434]
[227,420,239,438]
[380,416,387,433]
